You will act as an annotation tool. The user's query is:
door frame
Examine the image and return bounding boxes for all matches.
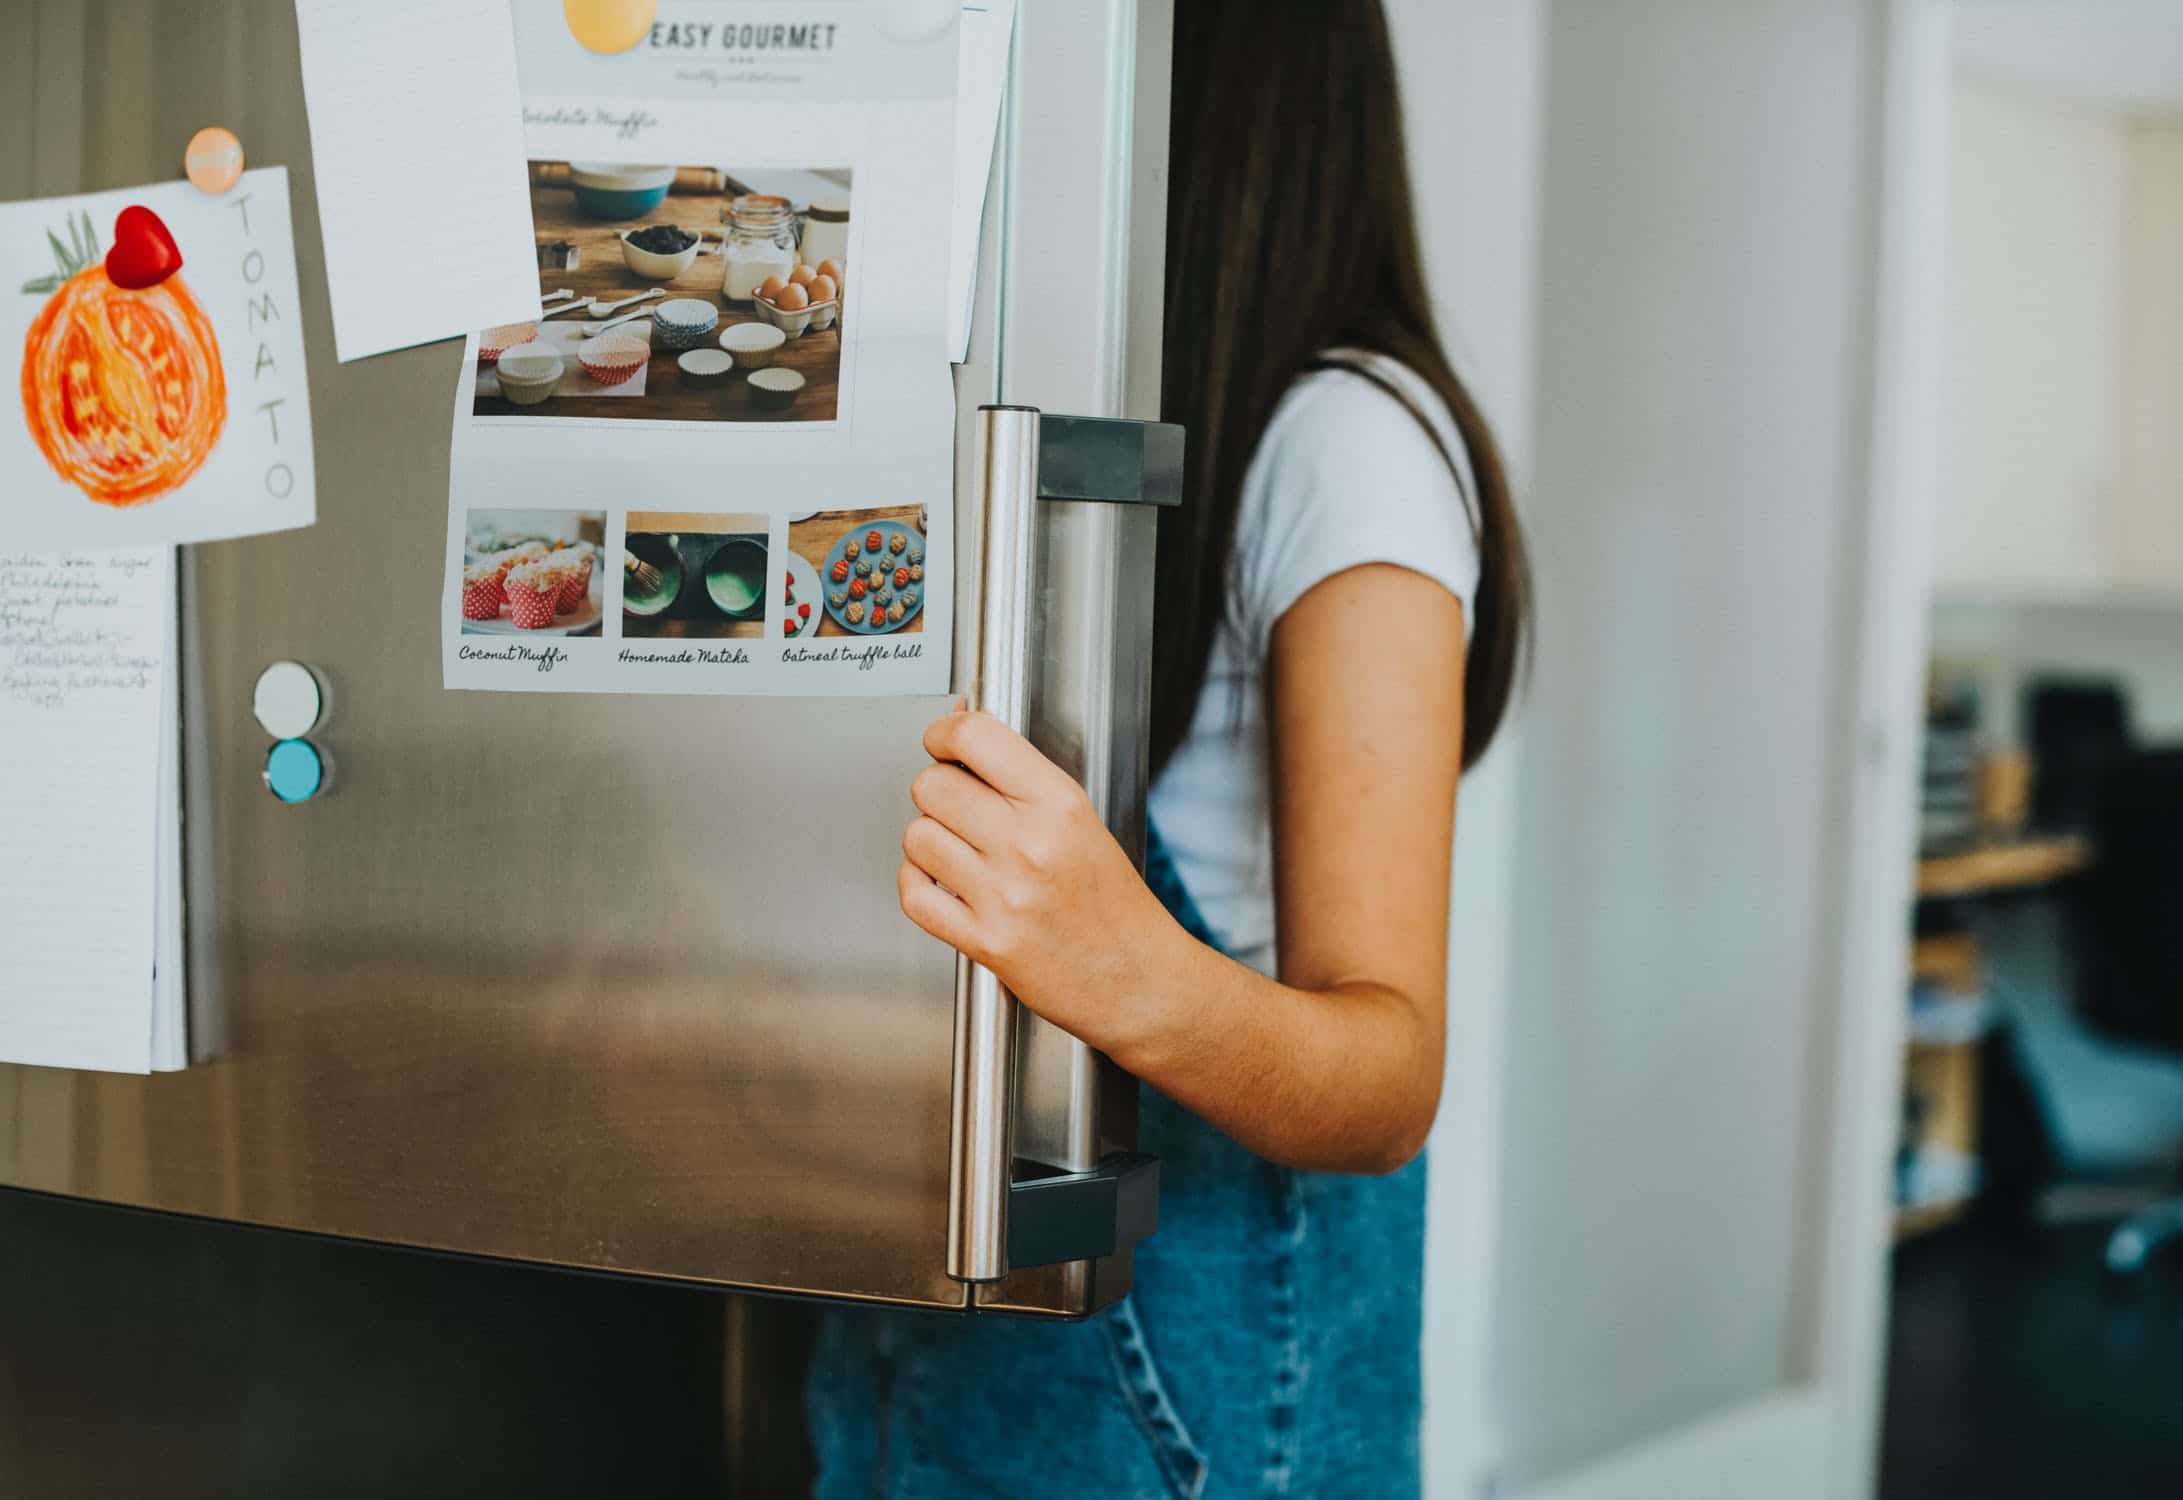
[1495,1,1950,1494]
[1807,1,1951,1495]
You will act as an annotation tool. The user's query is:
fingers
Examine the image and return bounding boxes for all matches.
[910,763,1012,850]
[902,814,982,897]
[899,860,977,953]
[923,708,1063,802]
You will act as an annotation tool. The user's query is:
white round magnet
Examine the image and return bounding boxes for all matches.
[252,660,324,739]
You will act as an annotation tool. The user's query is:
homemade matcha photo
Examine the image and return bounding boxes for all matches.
[621,511,771,640]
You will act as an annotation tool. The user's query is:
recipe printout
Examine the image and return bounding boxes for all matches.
[441,0,956,697]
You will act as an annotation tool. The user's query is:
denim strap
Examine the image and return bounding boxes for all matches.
[1144,819,1222,952]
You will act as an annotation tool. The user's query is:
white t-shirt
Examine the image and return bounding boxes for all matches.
[1145,351,1481,977]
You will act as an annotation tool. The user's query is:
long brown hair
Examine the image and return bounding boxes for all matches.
[1154,0,1531,774]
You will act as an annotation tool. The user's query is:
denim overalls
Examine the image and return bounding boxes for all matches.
[807,825,1427,1498]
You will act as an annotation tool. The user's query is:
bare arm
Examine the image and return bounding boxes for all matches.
[899,563,1465,1173]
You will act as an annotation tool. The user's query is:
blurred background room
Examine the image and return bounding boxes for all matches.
[1397,1,2183,1497]
[1887,3,2183,1495]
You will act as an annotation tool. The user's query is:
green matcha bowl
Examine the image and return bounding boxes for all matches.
[621,532,685,617]
[700,537,768,620]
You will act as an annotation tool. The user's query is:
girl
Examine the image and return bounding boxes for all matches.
[811,2,1529,1493]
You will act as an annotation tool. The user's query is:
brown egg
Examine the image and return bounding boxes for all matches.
[788,264,818,288]
[775,282,811,311]
[816,259,844,287]
[808,273,838,303]
[756,274,787,302]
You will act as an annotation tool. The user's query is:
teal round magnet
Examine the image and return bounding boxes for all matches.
[264,738,324,804]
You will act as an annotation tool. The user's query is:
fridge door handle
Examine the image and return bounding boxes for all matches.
[947,404,1043,1284]
[947,407,1186,1287]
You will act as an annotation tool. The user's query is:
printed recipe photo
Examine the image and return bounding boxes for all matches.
[470,162,849,425]
[460,509,606,636]
[622,512,770,640]
[786,505,929,637]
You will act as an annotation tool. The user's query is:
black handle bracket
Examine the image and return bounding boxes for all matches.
[1034,415,1184,507]
[1006,1152,1160,1271]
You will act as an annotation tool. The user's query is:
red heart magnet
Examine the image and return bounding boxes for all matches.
[105,205,183,290]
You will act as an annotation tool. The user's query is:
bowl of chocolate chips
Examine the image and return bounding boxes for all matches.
[619,223,705,280]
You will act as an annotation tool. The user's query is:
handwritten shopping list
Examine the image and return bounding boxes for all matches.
[0,550,170,1073]
[0,169,314,548]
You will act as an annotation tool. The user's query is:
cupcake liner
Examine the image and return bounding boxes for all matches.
[461,569,506,621]
[507,583,560,630]
[579,334,650,386]
[547,551,594,614]
[535,563,575,614]
[655,318,717,351]
[503,563,561,630]
[480,322,539,363]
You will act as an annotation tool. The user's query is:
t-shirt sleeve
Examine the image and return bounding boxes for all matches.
[1229,369,1483,653]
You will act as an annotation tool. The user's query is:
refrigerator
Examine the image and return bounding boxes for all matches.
[0,0,1177,1350]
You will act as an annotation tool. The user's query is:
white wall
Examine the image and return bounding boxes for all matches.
[1931,85,2183,742]
[1383,1,1548,1493]
[1937,81,2183,599]
[1494,0,1888,1487]
[1397,5,1928,1495]
[2118,117,2183,585]
[1936,79,2128,594]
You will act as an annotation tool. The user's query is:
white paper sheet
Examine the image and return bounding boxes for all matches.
[149,577,186,1072]
[439,1,958,699]
[0,550,173,1074]
[0,171,315,548]
[294,0,540,362]
[949,0,1016,361]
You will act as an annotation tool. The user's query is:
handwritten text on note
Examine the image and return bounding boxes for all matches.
[0,548,170,1074]
[0,551,164,709]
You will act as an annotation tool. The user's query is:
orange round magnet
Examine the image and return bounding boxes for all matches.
[564,0,656,54]
[185,126,244,194]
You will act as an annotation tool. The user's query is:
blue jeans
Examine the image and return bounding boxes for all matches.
[807,827,1426,1498]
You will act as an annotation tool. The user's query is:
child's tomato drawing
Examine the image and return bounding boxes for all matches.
[19,207,226,508]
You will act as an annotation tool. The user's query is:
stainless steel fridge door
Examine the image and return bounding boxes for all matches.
[965,0,1174,1316]
[0,0,1171,1316]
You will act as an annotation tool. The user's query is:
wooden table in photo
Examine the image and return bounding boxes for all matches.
[787,507,928,638]
[472,177,842,423]
[623,612,765,641]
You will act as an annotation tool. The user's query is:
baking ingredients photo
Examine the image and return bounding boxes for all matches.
[622,512,771,639]
[469,162,850,425]
[459,510,606,637]
[786,506,929,638]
